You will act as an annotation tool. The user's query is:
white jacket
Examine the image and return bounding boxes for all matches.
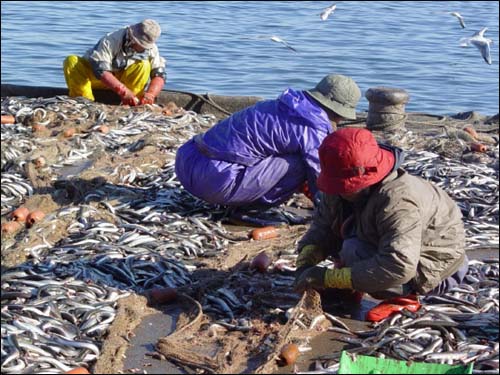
[83,26,166,79]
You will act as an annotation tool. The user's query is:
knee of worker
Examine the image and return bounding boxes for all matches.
[63,55,80,70]
[367,282,413,300]
[63,55,81,81]
[427,255,469,296]
[368,289,407,300]
[121,60,151,95]
[339,237,377,267]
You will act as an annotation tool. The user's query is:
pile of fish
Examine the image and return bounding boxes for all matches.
[305,259,499,374]
[402,149,499,248]
[0,96,240,373]
[1,95,499,373]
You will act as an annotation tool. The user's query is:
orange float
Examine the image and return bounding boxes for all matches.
[280,343,299,366]
[471,142,487,153]
[32,124,47,132]
[63,128,76,138]
[97,125,110,134]
[10,207,30,222]
[64,368,90,374]
[2,221,22,234]
[251,226,278,241]
[250,251,271,272]
[463,125,478,139]
[26,210,45,227]
[1,115,15,124]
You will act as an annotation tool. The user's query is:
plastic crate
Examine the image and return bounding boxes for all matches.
[338,351,473,374]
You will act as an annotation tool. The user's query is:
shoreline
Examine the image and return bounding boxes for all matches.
[2,83,499,121]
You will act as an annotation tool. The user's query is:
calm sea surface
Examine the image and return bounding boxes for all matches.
[1,1,499,115]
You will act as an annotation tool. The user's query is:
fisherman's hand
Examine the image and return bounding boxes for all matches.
[139,76,165,105]
[100,71,139,106]
[293,266,327,293]
[296,244,324,269]
[294,267,353,293]
[294,265,312,282]
[120,88,139,106]
[139,93,155,105]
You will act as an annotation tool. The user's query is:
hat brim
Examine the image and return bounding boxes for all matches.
[130,34,155,49]
[128,26,156,49]
[306,89,357,120]
[317,148,395,195]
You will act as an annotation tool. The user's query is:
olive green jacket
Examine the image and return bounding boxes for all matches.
[298,169,466,294]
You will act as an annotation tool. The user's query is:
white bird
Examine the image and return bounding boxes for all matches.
[269,36,298,52]
[460,27,494,65]
[450,12,466,29]
[320,4,337,21]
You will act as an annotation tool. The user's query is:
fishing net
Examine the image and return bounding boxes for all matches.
[154,284,327,374]
[253,289,325,374]
[155,293,227,373]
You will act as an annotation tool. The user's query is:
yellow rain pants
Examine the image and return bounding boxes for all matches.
[63,55,151,101]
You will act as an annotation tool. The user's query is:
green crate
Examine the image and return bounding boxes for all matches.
[338,351,473,374]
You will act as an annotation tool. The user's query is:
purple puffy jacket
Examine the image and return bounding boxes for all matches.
[175,88,333,206]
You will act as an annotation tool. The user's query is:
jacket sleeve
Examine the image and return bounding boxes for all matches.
[297,193,342,258]
[149,45,166,70]
[351,196,422,293]
[87,37,117,79]
[149,45,167,79]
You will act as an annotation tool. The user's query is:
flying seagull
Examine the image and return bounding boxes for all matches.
[450,12,466,29]
[460,27,493,65]
[320,4,337,21]
[270,36,298,52]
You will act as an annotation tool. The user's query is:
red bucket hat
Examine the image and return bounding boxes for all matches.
[317,128,395,195]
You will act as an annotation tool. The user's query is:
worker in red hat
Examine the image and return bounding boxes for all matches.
[294,128,468,307]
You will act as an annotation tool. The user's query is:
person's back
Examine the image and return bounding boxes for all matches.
[339,168,465,295]
[195,88,331,167]
[175,74,361,209]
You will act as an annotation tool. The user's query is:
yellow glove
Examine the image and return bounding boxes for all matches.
[324,267,353,289]
[296,244,325,269]
[294,266,352,292]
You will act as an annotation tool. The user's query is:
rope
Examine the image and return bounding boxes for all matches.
[254,289,323,374]
[163,89,233,115]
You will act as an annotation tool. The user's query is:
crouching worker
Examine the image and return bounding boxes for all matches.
[294,128,468,309]
[175,74,361,221]
[63,19,166,105]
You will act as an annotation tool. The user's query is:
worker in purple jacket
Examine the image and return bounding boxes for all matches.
[175,74,361,212]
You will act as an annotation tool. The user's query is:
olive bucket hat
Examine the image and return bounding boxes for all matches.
[129,19,161,49]
[306,74,361,120]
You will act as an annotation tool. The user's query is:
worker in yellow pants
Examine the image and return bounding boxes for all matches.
[62,19,167,105]
[63,56,151,102]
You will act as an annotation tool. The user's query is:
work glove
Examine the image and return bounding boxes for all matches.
[140,76,165,105]
[294,266,352,293]
[296,244,325,269]
[100,71,139,106]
